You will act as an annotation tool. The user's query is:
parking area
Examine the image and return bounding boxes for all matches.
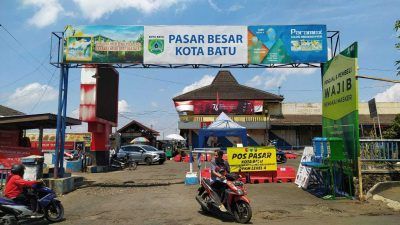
[44,160,400,225]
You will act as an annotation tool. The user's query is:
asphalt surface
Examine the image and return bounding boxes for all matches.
[27,158,400,225]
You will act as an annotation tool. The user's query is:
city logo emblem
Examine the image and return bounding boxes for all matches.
[148,38,164,55]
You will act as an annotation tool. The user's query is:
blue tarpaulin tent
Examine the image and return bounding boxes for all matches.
[198,112,248,148]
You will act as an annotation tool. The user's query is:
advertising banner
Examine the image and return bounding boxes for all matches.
[322,42,359,172]
[63,25,327,64]
[248,25,327,64]
[295,146,314,188]
[64,25,144,63]
[0,147,40,169]
[27,133,92,148]
[174,100,263,114]
[227,146,277,172]
[144,26,248,64]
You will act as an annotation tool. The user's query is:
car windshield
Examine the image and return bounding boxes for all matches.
[142,146,159,151]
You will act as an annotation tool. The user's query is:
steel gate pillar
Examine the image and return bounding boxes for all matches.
[54,64,69,178]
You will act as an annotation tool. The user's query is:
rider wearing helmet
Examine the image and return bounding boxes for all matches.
[210,150,230,212]
[4,164,39,202]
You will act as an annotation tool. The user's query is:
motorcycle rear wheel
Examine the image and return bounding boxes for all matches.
[0,216,17,225]
[45,201,64,222]
[233,200,252,224]
[200,192,210,212]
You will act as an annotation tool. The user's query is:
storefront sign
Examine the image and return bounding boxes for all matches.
[0,147,40,169]
[174,100,263,115]
[27,133,92,148]
[322,42,359,172]
[63,25,327,64]
[227,146,277,172]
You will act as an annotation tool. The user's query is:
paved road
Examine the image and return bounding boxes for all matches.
[34,160,400,225]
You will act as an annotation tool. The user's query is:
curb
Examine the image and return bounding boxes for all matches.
[366,181,400,199]
[373,194,400,211]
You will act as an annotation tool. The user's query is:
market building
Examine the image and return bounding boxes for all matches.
[173,70,400,149]
[0,105,81,168]
[117,120,160,147]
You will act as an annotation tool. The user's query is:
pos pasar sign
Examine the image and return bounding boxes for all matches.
[227,147,277,172]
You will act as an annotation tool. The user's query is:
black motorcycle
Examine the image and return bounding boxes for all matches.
[110,154,137,170]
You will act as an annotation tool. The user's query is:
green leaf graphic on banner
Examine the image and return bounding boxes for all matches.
[263,39,292,63]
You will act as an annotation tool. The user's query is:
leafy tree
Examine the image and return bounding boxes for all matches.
[383,114,400,138]
[396,20,400,75]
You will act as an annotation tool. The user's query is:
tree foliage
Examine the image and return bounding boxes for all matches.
[383,114,400,139]
[396,20,400,76]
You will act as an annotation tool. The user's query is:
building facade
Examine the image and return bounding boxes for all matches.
[173,71,400,149]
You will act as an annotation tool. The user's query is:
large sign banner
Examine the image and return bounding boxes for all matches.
[322,42,359,172]
[63,25,327,64]
[174,100,263,115]
[227,146,277,172]
[248,25,327,64]
[144,26,247,64]
[64,25,144,63]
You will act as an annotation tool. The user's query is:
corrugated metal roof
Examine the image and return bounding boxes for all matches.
[270,114,397,126]
[0,105,25,117]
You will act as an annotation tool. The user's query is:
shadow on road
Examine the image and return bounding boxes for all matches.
[198,209,254,224]
[78,180,184,189]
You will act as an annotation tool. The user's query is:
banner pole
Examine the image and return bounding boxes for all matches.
[377,115,383,140]
[357,157,364,200]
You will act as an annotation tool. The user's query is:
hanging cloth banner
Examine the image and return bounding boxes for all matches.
[63,25,327,64]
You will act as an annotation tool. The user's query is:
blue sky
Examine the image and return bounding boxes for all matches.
[0,0,399,136]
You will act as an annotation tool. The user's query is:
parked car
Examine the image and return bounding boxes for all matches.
[117,144,166,165]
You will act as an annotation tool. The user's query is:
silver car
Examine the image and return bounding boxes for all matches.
[117,144,166,165]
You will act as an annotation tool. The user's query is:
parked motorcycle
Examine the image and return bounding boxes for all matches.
[196,172,252,224]
[0,183,64,224]
[110,154,138,170]
[276,150,287,164]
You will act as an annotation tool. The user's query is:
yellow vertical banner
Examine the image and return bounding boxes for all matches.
[227,146,277,172]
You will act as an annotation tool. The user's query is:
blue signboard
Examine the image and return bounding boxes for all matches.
[248,25,327,64]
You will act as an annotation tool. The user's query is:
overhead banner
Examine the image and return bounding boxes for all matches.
[248,25,327,64]
[63,25,327,64]
[174,100,263,115]
[64,25,144,63]
[144,26,247,64]
[227,146,277,172]
[322,42,359,173]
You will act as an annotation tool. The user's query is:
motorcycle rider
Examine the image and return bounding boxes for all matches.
[4,164,41,217]
[210,150,230,212]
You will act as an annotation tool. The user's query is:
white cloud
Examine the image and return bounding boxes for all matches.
[181,75,215,94]
[151,101,159,108]
[73,0,188,21]
[22,0,64,28]
[175,3,187,14]
[228,4,243,12]
[208,0,222,12]
[6,82,58,110]
[375,84,400,102]
[118,100,131,113]
[71,108,79,119]
[245,68,318,89]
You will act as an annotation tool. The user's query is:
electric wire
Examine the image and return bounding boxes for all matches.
[0,24,54,76]
[29,68,58,113]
